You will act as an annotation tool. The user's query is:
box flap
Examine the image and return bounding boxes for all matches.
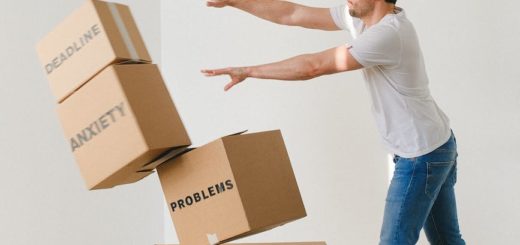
[190,130,248,148]
[116,59,149,65]
[222,130,248,138]
[148,130,248,171]
[140,146,192,171]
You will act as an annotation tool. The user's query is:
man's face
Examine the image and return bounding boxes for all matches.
[347,0,375,18]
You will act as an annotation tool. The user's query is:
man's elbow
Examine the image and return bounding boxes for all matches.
[277,13,296,26]
[277,5,301,26]
[302,60,323,80]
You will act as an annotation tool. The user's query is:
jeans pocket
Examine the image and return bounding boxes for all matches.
[426,161,455,199]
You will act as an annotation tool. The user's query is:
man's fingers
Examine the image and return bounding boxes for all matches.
[201,69,219,76]
[201,69,214,76]
[201,70,219,77]
[202,68,242,91]
[206,1,226,8]
[201,68,230,76]
[224,81,238,91]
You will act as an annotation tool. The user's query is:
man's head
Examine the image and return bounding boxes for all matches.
[348,0,396,18]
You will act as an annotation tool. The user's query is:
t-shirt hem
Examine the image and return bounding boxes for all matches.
[386,130,452,158]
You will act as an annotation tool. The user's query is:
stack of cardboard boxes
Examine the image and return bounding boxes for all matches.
[36,0,191,190]
[36,1,326,244]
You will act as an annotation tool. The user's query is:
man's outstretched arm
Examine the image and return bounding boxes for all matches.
[207,0,340,31]
[201,45,363,91]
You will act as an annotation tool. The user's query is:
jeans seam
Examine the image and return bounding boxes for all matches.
[393,158,417,243]
[429,213,444,245]
[426,162,434,199]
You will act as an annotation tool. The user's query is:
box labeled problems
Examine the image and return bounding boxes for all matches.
[158,130,306,245]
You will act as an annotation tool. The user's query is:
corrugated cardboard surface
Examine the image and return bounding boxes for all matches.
[36,0,151,102]
[158,138,249,245]
[57,64,190,190]
[158,130,306,245]
[94,0,149,62]
[224,131,306,231]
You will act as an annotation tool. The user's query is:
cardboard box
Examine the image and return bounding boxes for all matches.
[36,0,151,102]
[157,130,306,245]
[57,64,190,190]
[159,243,327,245]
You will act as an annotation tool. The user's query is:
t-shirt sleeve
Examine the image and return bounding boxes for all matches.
[329,5,350,31]
[349,25,402,68]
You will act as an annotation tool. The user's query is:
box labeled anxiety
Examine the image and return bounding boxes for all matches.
[57,64,190,190]
[36,0,151,102]
[158,130,306,245]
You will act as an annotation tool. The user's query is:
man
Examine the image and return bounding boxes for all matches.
[202,0,465,244]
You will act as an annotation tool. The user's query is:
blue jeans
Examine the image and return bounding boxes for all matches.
[380,132,465,245]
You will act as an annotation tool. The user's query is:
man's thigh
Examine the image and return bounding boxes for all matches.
[380,152,456,245]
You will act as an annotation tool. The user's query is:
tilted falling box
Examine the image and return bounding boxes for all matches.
[158,130,306,245]
[36,0,151,103]
[57,64,190,190]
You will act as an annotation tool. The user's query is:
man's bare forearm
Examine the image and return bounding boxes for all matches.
[210,0,338,30]
[243,53,319,81]
[228,0,300,26]
[242,46,362,81]
[202,46,362,91]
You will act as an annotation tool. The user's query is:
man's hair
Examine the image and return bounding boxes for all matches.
[385,0,397,4]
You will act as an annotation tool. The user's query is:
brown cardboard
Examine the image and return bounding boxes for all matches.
[143,130,248,171]
[158,243,327,245]
[36,0,151,103]
[57,64,190,190]
[157,130,306,245]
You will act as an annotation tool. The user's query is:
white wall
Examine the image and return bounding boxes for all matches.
[161,0,520,245]
[0,1,164,244]
[404,1,520,244]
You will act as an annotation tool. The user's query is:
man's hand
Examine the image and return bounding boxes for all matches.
[201,67,249,91]
[206,0,232,8]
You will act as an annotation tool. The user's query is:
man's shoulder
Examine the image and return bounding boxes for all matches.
[363,21,400,40]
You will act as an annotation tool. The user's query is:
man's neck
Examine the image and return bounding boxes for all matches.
[361,4,396,28]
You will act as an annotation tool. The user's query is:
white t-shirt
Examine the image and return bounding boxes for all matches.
[330,5,451,158]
